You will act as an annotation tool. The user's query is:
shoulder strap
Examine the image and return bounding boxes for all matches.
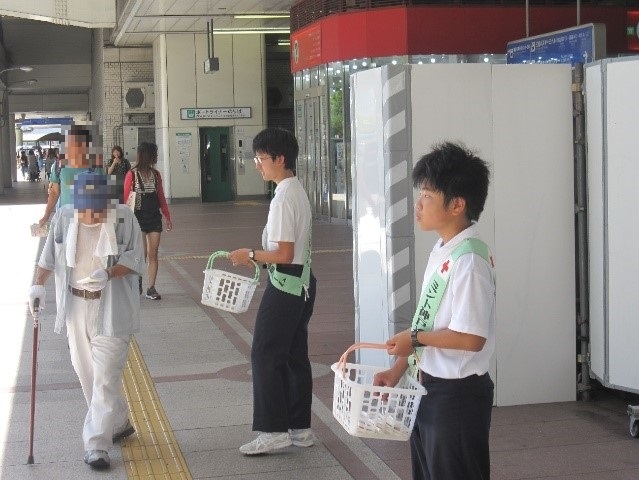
[135,170,146,191]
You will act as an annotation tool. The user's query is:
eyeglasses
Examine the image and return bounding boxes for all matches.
[254,155,272,164]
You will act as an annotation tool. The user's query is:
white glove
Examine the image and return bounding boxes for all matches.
[28,285,46,316]
[81,269,109,292]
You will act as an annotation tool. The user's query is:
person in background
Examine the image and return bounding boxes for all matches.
[28,172,144,470]
[105,146,131,202]
[36,149,43,171]
[123,142,172,300]
[20,151,28,180]
[44,148,57,181]
[229,128,317,456]
[27,149,38,179]
[38,123,104,227]
[374,142,496,480]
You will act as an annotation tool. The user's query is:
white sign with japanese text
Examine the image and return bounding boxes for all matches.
[180,107,252,119]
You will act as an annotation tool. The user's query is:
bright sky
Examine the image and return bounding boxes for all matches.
[0,203,45,462]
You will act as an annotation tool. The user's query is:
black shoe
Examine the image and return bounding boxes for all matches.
[146,286,161,300]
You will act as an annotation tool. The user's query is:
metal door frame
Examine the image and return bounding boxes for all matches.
[295,85,330,220]
[199,126,234,202]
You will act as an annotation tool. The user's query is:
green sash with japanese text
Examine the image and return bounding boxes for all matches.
[408,238,494,375]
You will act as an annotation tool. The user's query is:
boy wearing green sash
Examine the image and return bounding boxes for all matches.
[229,128,316,456]
[374,142,495,480]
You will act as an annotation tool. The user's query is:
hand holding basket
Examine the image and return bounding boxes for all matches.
[331,342,427,441]
[201,251,260,313]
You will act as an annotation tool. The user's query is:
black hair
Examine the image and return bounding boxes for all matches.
[412,141,490,222]
[252,128,299,171]
[67,123,100,145]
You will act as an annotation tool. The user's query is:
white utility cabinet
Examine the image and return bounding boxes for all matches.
[585,56,639,394]
[351,64,576,406]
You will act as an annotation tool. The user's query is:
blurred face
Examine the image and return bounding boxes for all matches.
[64,134,90,167]
[112,149,121,159]
[78,209,107,225]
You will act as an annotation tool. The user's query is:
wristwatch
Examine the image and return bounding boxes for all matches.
[248,249,255,260]
[411,329,424,348]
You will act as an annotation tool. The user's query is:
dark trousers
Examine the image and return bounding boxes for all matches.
[251,268,316,432]
[411,372,494,480]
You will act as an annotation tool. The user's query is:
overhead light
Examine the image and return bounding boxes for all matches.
[234,14,289,19]
[0,65,34,76]
[213,29,290,35]
[278,40,290,46]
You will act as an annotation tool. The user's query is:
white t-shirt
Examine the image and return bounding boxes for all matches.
[262,177,312,265]
[418,223,495,379]
[69,223,105,288]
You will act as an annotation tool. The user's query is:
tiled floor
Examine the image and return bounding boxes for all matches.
[1,179,639,480]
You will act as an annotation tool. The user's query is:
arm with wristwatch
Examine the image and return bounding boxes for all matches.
[228,242,294,268]
[387,328,487,358]
[373,328,487,389]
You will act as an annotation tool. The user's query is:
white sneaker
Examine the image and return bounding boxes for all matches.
[289,428,315,447]
[239,432,292,455]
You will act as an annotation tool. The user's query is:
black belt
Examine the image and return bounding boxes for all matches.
[68,285,102,299]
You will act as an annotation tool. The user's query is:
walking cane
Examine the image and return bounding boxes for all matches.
[27,298,40,465]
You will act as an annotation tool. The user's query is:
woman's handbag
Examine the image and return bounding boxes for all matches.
[125,190,137,211]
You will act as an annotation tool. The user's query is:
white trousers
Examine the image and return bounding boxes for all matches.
[65,295,130,451]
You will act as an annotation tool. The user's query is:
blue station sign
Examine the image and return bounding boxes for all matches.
[507,23,606,65]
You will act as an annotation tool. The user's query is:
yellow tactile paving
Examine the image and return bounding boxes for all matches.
[121,337,192,480]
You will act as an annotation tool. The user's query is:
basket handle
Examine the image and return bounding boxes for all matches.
[336,342,389,377]
[205,250,260,282]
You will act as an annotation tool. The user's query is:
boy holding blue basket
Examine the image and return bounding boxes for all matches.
[374,142,496,480]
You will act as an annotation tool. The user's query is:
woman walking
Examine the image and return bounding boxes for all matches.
[124,142,172,299]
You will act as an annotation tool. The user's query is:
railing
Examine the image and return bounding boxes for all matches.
[290,0,635,32]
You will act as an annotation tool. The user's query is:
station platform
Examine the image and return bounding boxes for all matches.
[1,179,638,480]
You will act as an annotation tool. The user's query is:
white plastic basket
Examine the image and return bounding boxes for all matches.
[331,342,427,441]
[201,251,260,313]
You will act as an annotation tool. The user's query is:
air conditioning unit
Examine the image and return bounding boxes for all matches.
[123,82,155,113]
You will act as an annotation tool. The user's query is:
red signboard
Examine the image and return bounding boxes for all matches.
[629,11,639,51]
[290,6,631,73]
[291,24,322,72]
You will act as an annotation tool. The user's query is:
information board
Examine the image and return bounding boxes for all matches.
[180,107,251,120]
[507,23,606,65]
